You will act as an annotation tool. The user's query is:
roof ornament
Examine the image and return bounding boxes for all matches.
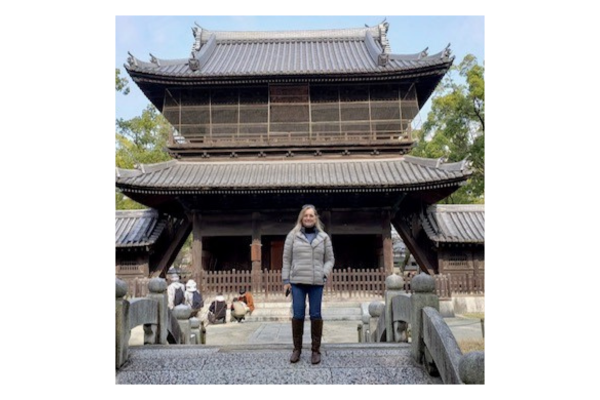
[127,51,138,67]
[188,52,200,71]
[378,18,391,53]
[419,47,429,59]
[435,157,449,168]
[378,53,389,66]
[460,159,472,171]
[149,53,160,67]
[443,43,452,58]
[191,24,203,52]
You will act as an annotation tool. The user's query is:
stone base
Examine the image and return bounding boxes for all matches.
[438,300,455,318]
[437,295,484,317]
[452,295,485,315]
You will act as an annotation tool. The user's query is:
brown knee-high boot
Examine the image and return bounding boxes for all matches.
[290,318,304,363]
[310,318,323,364]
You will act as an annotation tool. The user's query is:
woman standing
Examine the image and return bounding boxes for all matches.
[282,204,335,364]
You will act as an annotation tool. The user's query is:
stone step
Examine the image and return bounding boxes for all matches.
[243,300,369,322]
[116,343,442,384]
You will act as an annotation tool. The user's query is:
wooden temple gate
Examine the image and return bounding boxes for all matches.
[116,21,482,297]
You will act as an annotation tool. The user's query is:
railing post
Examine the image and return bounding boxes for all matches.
[145,278,168,344]
[200,320,207,344]
[116,278,130,369]
[384,274,404,342]
[173,305,193,344]
[410,274,439,363]
[481,318,485,338]
[459,351,485,384]
[366,302,384,342]
[189,317,201,345]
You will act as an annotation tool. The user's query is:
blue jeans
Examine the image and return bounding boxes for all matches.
[291,283,324,320]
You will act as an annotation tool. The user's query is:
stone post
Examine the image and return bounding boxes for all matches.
[173,305,193,344]
[116,278,130,369]
[368,301,384,343]
[189,317,201,345]
[200,320,207,344]
[459,351,485,384]
[145,278,168,344]
[410,274,439,362]
[384,274,404,342]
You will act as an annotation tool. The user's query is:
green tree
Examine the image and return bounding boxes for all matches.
[115,68,130,95]
[115,68,173,209]
[411,54,484,204]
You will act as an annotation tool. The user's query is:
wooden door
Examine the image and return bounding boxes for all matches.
[270,240,284,270]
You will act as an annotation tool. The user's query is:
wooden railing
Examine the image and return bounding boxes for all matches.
[172,130,411,147]
[430,274,485,299]
[121,270,484,300]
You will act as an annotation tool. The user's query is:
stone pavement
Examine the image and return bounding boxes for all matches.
[128,316,483,347]
[116,342,442,384]
[119,317,482,384]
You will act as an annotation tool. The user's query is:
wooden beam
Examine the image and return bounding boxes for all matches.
[391,213,437,275]
[381,210,394,275]
[154,218,192,277]
[192,212,203,278]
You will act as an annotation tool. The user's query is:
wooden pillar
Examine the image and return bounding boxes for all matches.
[192,211,204,284]
[251,212,262,293]
[321,209,332,293]
[382,210,394,275]
[321,210,331,234]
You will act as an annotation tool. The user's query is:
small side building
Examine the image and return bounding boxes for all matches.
[115,209,189,280]
[420,204,484,279]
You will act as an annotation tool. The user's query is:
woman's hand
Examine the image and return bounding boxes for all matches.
[284,283,291,292]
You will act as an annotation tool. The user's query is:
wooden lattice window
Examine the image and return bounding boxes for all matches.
[447,253,469,269]
[116,261,146,275]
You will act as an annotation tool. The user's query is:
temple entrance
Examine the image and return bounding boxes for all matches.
[203,236,251,272]
[330,234,382,270]
[260,235,285,271]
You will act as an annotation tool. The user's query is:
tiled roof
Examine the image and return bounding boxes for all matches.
[125,23,452,78]
[115,156,471,193]
[115,209,167,248]
[421,204,485,244]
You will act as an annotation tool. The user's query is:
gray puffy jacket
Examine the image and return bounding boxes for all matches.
[282,230,335,285]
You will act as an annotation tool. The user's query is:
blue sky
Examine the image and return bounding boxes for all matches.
[116,16,484,125]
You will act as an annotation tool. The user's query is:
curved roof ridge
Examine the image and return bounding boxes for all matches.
[195,25,382,44]
[116,208,157,217]
[404,155,470,172]
[403,155,443,167]
[116,156,469,170]
[389,48,429,61]
[429,204,484,212]
[421,43,454,62]
[127,52,188,70]
[116,160,177,179]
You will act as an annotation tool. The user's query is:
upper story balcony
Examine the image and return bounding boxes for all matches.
[162,83,420,159]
